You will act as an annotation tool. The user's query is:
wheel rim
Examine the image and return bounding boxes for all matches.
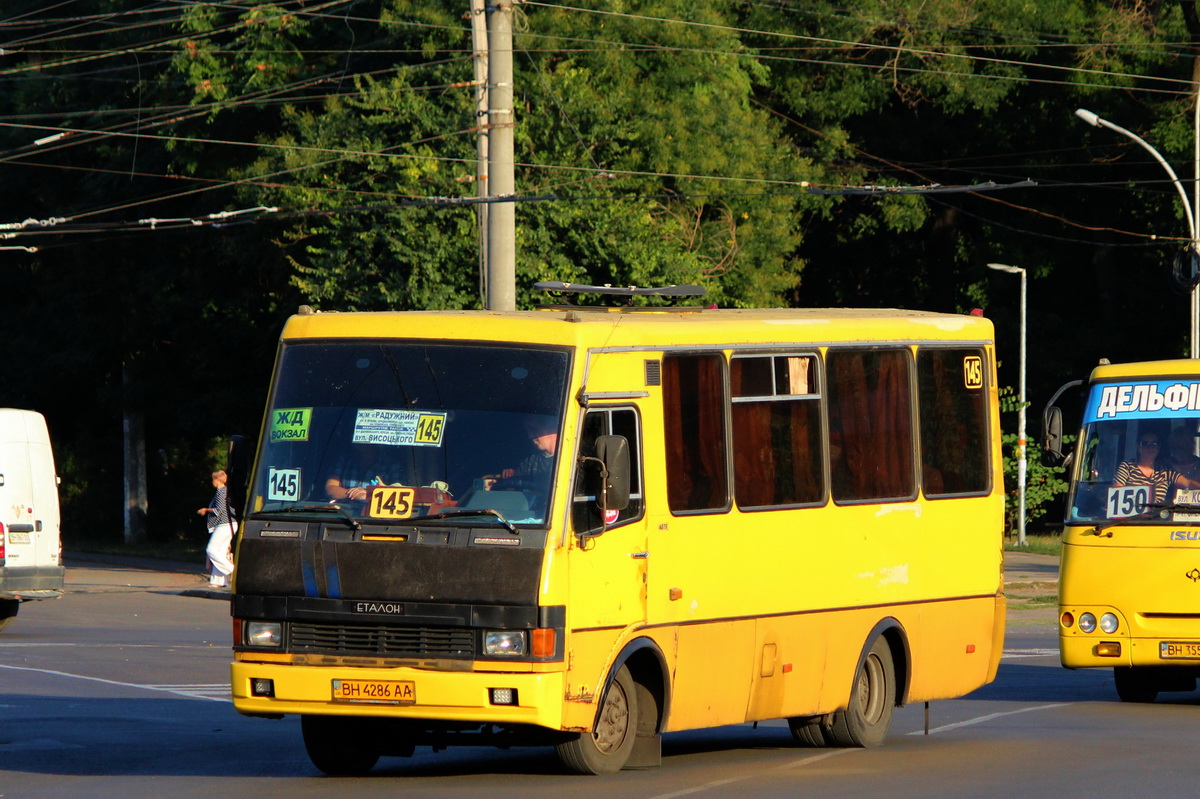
[593,678,631,753]
[855,653,886,725]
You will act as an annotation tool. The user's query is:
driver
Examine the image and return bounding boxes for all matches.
[487,415,558,488]
[1112,430,1200,505]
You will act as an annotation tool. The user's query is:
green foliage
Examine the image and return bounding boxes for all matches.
[1004,534,1062,557]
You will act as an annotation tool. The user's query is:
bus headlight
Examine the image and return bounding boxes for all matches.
[483,630,526,656]
[1099,613,1119,634]
[1078,613,1097,633]
[246,621,282,647]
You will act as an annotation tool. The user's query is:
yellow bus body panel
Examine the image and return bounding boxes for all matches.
[1061,529,1200,668]
[232,659,567,729]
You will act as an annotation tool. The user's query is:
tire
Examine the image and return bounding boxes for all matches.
[0,599,19,633]
[556,665,638,774]
[787,715,829,747]
[826,637,896,748]
[1114,667,1159,703]
[301,715,381,776]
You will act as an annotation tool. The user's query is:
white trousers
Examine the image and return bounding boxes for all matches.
[205,522,236,587]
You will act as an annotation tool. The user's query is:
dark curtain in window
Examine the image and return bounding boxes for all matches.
[828,350,915,501]
[918,350,989,495]
[664,355,729,512]
[732,400,821,507]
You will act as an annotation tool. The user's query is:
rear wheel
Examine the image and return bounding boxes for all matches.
[826,637,896,748]
[1114,667,1159,703]
[556,665,638,774]
[0,599,19,633]
[787,715,829,747]
[301,715,381,776]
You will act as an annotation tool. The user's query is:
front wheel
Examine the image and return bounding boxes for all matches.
[301,715,381,776]
[1114,667,1159,703]
[556,665,638,774]
[826,636,896,748]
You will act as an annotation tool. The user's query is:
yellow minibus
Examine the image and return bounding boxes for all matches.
[1046,359,1200,701]
[229,286,1006,774]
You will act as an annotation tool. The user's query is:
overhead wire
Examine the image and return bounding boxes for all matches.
[1,0,1193,244]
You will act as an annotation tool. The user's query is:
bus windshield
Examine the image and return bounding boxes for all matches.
[249,340,571,526]
[1070,381,1200,524]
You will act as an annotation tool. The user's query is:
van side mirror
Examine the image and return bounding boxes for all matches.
[594,434,630,512]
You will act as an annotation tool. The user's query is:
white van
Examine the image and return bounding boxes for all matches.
[0,409,65,631]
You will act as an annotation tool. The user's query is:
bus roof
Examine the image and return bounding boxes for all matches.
[279,307,994,349]
[1090,359,1200,382]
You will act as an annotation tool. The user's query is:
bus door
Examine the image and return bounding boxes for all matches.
[569,406,649,631]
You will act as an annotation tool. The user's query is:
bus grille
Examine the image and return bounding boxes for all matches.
[290,622,475,658]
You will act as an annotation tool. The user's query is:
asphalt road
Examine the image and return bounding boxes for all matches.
[1,551,1196,799]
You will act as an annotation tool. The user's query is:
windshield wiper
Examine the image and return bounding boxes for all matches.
[1135,501,1200,519]
[418,508,519,535]
[267,502,362,530]
[1090,501,1200,531]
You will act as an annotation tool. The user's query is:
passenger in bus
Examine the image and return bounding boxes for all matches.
[1112,431,1200,505]
[326,443,403,501]
[1168,427,1200,482]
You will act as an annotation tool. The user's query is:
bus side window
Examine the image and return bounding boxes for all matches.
[827,349,916,503]
[731,354,823,508]
[663,354,730,513]
[917,348,990,496]
[572,408,644,533]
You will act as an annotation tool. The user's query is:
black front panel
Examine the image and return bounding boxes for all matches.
[237,535,544,605]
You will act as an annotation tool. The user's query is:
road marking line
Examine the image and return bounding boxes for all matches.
[649,701,1071,798]
[906,703,1069,736]
[1002,648,1058,659]
[148,683,232,700]
[648,749,856,798]
[648,776,748,799]
[0,663,231,702]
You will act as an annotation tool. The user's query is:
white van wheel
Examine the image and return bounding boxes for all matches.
[0,600,18,633]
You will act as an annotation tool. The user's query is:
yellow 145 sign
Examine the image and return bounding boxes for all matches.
[368,486,416,519]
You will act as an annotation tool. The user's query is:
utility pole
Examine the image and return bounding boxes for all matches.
[122,365,147,544]
[485,0,516,311]
[469,0,489,305]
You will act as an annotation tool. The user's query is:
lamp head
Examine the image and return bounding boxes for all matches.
[987,262,1023,274]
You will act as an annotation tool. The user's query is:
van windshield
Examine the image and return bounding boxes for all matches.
[1070,379,1200,524]
[249,341,570,527]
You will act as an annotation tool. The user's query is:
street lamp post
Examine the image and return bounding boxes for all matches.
[1075,108,1200,359]
[988,262,1027,548]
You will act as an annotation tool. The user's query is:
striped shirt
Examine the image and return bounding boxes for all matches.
[206,485,233,530]
[1113,461,1180,505]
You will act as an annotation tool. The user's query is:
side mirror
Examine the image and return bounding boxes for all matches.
[1041,379,1083,468]
[226,434,251,517]
[594,434,631,512]
[1042,406,1065,467]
